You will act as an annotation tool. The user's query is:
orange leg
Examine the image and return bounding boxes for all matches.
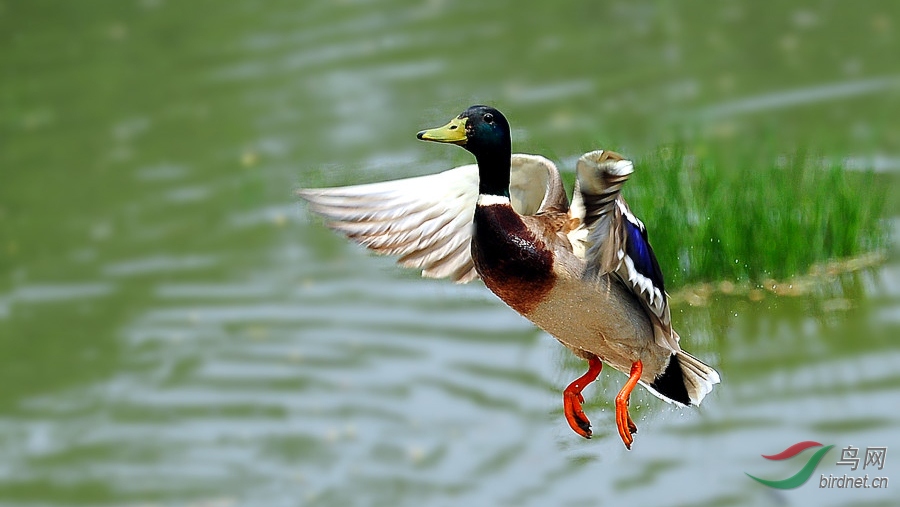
[563,355,602,438]
[615,360,643,449]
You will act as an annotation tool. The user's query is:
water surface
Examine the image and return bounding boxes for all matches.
[1,1,898,506]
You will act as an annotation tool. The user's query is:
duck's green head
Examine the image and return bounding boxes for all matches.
[417,105,511,155]
[417,105,512,196]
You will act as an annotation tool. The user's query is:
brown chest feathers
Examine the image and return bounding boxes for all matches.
[471,204,564,315]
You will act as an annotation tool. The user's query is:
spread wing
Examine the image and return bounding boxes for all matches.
[298,154,565,284]
[509,154,569,214]
[569,150,679,352]
[299,164,480,282]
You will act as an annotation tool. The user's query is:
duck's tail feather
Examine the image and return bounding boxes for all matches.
[645,351,720,407]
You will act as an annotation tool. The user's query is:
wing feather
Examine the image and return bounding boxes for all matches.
[299,164,480,282]
[299,154,567,284]
[570,150,680,352]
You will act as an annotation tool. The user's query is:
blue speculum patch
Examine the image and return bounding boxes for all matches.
[623,218,666,294]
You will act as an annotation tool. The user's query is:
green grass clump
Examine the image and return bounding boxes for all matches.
[620,146,889,289]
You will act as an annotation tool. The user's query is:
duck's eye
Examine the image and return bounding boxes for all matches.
[484,113,494,123]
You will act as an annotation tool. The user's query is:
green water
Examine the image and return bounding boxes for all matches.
[1,1,898,506]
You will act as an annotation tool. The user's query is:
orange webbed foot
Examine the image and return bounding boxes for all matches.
[563,355,602,439]
[615,360,642,450]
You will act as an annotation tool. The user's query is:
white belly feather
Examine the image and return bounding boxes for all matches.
[523,275,670,380]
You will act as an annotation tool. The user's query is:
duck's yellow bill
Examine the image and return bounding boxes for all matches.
[416,116,467,145]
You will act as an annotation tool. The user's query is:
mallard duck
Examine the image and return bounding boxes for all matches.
[298,105,720,449]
